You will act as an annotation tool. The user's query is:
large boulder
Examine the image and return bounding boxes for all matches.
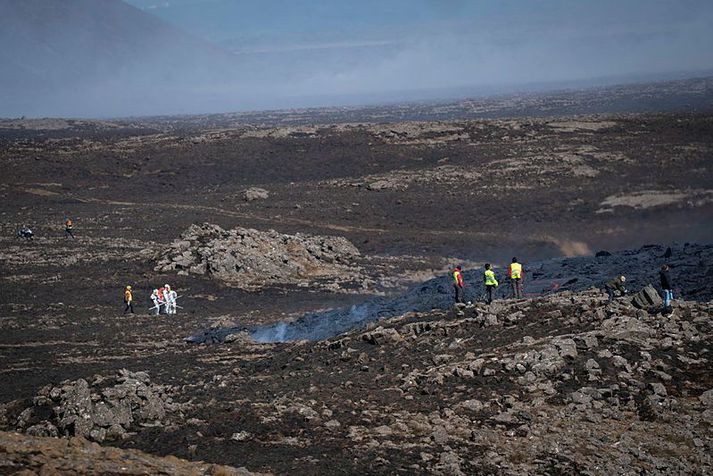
[630,284,664,309]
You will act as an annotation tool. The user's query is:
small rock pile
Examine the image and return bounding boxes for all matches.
[241,187,269,201]
[10,369,180,442]
[155,223,362,290]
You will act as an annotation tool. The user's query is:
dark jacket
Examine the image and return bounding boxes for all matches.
[659,270,672,290]
[605,278,626,293]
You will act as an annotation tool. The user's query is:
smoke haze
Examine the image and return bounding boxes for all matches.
[1,0,713,117]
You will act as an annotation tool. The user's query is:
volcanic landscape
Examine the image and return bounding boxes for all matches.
[1,79,713,474]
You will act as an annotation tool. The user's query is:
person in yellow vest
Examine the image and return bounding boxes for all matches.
[123,285,134,314]
[508,257,523,299]
[452,265,464,304]
[483,263,498,304]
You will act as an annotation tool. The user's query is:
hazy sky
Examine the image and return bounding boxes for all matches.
[2,0,713,117]
[122,0,713,96]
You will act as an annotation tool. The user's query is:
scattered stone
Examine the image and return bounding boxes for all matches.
[241,187,269,202]
[231,431,252,441]
[362,327,403,345]
[700,389,713,407]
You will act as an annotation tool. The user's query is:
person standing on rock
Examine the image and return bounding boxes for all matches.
[452,265,464,304]
[659,264,673,313]
[604,276,627,302]
[64,218,75,239]
[123,286,134,314]
[508,257,524,298]
[484,263,499,304]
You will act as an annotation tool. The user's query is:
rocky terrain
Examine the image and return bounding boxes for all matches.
[186,242,711,343]
[1,96,712,473]
[6,369,183,442]
[0,430,260,475]
[154,223,366,292]
[1,287,711,474]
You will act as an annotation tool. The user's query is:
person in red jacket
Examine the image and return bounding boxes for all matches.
[452,265,464,304]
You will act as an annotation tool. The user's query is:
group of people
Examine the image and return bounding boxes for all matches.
[17,219,75,240]
[151,284,179,315]
[123,284,179,315]
[453,259,676,312]
[452,257,524,305]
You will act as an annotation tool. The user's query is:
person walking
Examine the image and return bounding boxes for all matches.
[64,218,75,239]
[452,265,464,304]
[659,264,673,313]
[123,285,135,314]
[483,263,499,305]
[508,257,523,299]
[604,276,627,302]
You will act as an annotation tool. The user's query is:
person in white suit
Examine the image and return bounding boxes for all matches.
[164,284,178,315]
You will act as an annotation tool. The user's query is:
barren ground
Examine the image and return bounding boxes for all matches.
[1,101,712,474]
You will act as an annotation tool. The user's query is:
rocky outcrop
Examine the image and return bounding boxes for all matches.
[237,242,712,342]
[155,223,363,290]
[631,283,664,309]
[241,187,269,201]
[261,290,712,474]
[10,369,183,442]
[0,430,263,475]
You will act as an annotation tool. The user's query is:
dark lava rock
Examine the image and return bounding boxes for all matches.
[10,369,182,442]
[191,242,713,344]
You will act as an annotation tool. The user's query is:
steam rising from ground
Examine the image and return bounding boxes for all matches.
[242,243,713,344]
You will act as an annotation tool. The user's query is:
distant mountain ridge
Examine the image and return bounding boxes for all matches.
[0,0,240,117]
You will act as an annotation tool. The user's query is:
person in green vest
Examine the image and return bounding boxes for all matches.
[508,257,524,298]
[483,263,499,304]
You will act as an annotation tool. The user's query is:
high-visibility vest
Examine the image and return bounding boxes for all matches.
[484,269,498,286]
[452,270,462,286]
[124,290,132,302]
[509,262,522,279]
